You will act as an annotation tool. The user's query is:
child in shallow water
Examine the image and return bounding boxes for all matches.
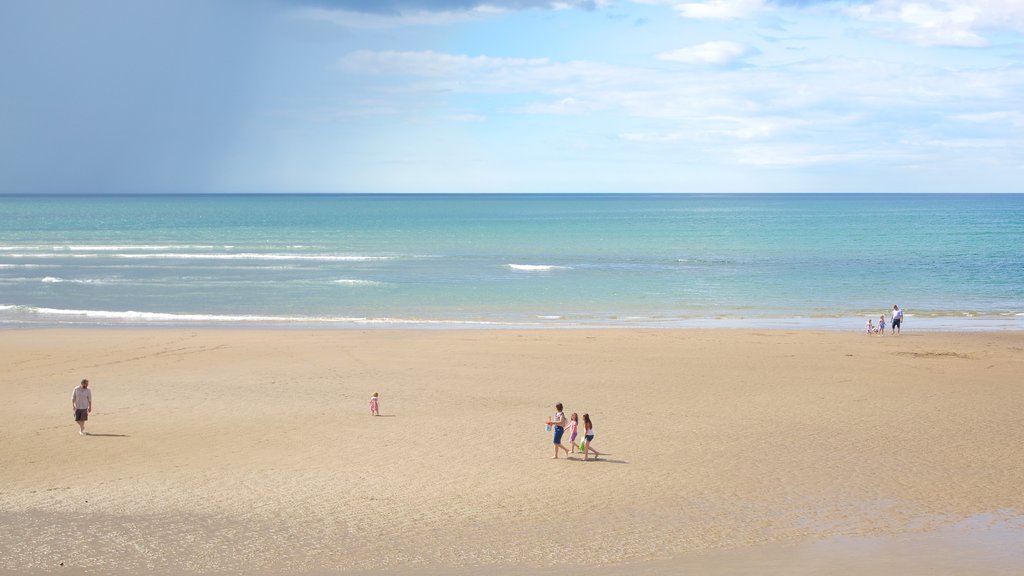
[877,314,886,335]
[369,392,380,416]
[866,318,874,335]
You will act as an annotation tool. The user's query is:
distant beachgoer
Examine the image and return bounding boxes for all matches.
[72,379,92,435]
[568,413,580,453]
[866,318,874,335]
[547,403,569,459]
[878,314,886,335]
[369,392,380,416]
[582,413,601,461]
[892,305,903,335]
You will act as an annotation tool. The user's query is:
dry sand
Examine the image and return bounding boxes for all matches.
[1,328,1023,575]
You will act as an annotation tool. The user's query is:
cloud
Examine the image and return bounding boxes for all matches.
[337,50,640,95]
[293,5,504,27]
[287,0,604,15]
[334,48,1024,172]
[674,0,767,19]
[619,131,686,142]
[656,41,759,65]
[847,0,1024,47]
[338,50,552,76]
[732,143,892,166]
[515,97,607,114]
[953,110,1024,127]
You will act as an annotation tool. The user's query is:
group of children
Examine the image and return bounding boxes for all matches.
[866,304,904,336]
[865,314,887,335]
[546,402,601,461]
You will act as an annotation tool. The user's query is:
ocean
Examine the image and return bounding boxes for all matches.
[1,194,1021,330]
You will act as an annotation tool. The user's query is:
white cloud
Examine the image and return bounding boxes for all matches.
[338,50,552,76]
[446,113,488,122]
[656,41,758,65]
[674,0,766,20]
[335,48,1024,170]
[292,6,505,29]
[953,110,1024,127]
[848,0,1024,47]
[732,143,894,167]
[618,131,686,142]
[337,50,642,96]
[515,97,607,114]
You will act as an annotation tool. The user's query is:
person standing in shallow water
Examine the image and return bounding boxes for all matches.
[547,403,569,459]
[892,305,903,335]
[72,379,92,435]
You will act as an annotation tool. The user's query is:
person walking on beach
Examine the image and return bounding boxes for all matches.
[568,413,580,454]
[891,305,903,335]
[369,392,380,416]
[72,379,92,435]
[582,413,601,461]
[547,403,569,459]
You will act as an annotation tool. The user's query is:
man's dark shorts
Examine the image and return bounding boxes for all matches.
[74,409,88,422]
[893,318,902,329]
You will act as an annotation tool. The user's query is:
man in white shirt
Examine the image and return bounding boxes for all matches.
[72,379,92,435]
[891,305,904,335]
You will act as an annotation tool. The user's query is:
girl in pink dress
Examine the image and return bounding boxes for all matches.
[369,392,380,416]
[568,413,580,453]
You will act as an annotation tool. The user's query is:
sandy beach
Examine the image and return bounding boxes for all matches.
[1,328,1023,575]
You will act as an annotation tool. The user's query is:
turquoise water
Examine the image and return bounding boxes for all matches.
[1,194,1022,329]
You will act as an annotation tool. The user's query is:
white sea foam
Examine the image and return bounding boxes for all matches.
[333,279,384,286]
[3,252,394,262]
[507,264,569,271]
[111,253,395,262]
[61,245,219,251]
[41,277,101,284]
[0,305,509,325]
[3,253,98,258]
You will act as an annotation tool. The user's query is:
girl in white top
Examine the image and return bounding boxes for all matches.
[582,413,601,461]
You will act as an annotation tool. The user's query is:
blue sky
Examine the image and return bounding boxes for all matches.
[2,0,1023,193]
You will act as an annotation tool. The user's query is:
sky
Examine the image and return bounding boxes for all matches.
[1,0,1023,193]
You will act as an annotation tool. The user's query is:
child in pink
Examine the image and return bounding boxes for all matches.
[568,413,580,453]
[369,392,380,416]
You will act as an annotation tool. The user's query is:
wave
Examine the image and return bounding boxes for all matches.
[506,264,570,271]
[676,257,739,265]
[112,253,396,262]
[1,252,395,262]
[333,279,385,286]
[41,277,102,284]
[63,245,222,251]
[0,305,509,326]
[1,245,226,251]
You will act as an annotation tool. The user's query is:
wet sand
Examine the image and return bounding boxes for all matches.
[1,328,1022,574]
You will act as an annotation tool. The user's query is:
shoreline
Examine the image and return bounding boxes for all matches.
[2,313,1023,332]
[3,328,1022,574]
